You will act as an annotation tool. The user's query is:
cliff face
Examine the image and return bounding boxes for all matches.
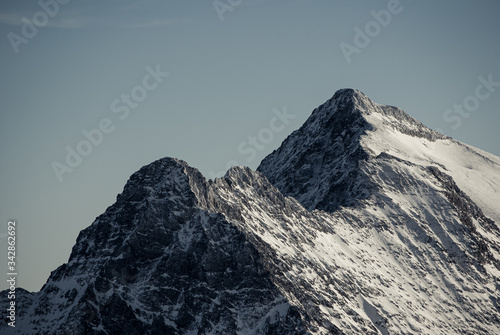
[2,89,500,334]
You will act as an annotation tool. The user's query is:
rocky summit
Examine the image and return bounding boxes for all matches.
[2,89,500,334]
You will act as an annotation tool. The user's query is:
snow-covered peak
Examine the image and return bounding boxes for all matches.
[2,89,500,335]
[257,88,481,213]
[319,88,367,110]
[258,89,375,211]
[320,88,370,109]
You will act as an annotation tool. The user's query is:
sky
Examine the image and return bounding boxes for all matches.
[0,0,499,292]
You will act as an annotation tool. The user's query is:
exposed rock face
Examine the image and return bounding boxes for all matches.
[2,89,500,334]
[2,159,305,334]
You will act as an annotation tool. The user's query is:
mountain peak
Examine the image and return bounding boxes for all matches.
[330,87,370,104]
[115,156,194,205]
[257,89,379,212]
[318,88,445,140]
[258,89,447,212]
[309,88,372,121]
[3,89,500,335]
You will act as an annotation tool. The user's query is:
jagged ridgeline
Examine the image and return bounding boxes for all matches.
[2,89,500,334]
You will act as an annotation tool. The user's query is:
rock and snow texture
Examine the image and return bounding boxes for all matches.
[2,89,500,334]
[1,159,304,335]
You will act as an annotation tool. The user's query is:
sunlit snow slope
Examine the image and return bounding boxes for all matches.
[256,88,500,333]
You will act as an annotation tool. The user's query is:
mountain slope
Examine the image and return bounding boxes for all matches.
[2,89,500,334]
[215,163,500,334]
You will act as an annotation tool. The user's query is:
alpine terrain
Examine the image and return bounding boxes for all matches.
[2,89,500,334]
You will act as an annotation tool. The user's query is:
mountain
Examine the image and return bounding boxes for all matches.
[2,89,500,334]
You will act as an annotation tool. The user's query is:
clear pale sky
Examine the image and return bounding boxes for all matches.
[1,0,499,292]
